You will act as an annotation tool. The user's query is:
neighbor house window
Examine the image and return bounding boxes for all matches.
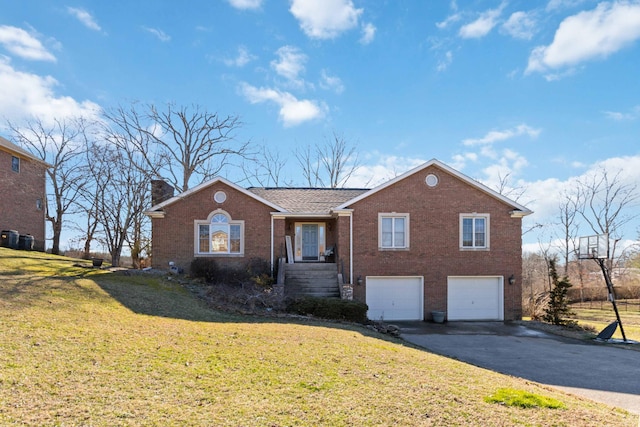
[460,214,489,249]
[378,213,409,249]
[195,211,244,255]
[11,156,19,172]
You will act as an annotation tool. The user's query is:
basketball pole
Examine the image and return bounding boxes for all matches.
[594,258,627,342]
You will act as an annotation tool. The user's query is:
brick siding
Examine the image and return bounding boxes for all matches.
[151,182,275,272]
[0,149,47,250]
[346,165,523,320]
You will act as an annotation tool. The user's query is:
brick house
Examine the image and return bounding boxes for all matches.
[145,159,532,321]
[0,136,49,251]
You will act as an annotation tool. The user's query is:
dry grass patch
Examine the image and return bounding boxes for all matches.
[0,248,637,426]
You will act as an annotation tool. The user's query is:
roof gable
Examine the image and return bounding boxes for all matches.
[145,177,286,214]
[0,136,51,167]
[336,158,532,215]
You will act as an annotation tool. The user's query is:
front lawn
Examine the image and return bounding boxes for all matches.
[0,248,636,426]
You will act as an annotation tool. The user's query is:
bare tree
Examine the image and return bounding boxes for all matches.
[90,141,149,267]
[8,117,90,254]
[556,190,580,276]
[102,103,168,181]
[74,139,106,259]
[495,171,526,202]
[575,168,639,269]
[104,102,250,192]
[241,145,289,187]
[295,143,321,187]
[295,132,360,188]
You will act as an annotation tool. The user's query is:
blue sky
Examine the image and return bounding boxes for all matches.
[1,0,639,252]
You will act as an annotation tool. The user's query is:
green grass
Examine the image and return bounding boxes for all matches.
[570,305,640,342]
[0,248,637,426]
[485,388,566,409]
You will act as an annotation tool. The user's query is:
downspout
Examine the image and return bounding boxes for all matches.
[270,214,274,274]
[349,211,353,285]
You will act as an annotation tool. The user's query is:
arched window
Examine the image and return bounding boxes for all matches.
[196,211,243,255]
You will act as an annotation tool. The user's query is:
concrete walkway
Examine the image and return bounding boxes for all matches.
[395,321,640,416]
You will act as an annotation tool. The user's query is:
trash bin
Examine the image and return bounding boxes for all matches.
[432,311,446,323]
[19,234,34,250]
[1,230,19,249]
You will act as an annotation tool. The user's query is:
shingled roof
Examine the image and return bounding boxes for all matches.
[248,187,369,214]
[0,136,50,166]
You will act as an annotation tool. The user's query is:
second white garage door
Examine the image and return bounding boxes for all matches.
[366,276,423,321]
[447,276,503,321]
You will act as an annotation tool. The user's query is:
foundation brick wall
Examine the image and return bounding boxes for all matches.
[0,149,47,250]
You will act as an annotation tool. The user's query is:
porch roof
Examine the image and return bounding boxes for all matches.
[248,187,369,214]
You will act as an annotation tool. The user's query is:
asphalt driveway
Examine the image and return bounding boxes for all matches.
[396,321,640,416]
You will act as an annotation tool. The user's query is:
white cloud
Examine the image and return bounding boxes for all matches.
[603,105,640,121]
[458,3,506,39]
[360,22,376,44]
[526,1,640,75]
[227,0,263,10]
[289,0,362,39]
[462,124,541,146]
[271,46,307,83]
[346,153,427,187]
[0,57,100,126]
[436,50,453,72]
[142,26,171,42]
[450,152,478,170]
[319,70,344,94]
[437,0,461,29]
[0,25,56,61]
[546,0,589,12]
[239,82,326,127]
[66,7,102,32]
[223,45,256,67]
[502,11,537,40]
[436,13,461,29]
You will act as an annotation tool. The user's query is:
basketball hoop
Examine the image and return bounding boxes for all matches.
[578,233,627,342]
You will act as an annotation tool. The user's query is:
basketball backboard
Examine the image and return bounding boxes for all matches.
[578,234,608,260]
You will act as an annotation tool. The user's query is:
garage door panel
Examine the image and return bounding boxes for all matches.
[366,277,423,321]
[448,277,503,321]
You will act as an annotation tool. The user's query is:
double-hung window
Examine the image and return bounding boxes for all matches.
[379,213,409,249]
[11,156,19,173]
[460,214,489,249]
[196,211,243,255]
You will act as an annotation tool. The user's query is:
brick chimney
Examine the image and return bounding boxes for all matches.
[151,180,175,206]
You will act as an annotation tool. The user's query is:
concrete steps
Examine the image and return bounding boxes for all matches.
[284,263,340,298]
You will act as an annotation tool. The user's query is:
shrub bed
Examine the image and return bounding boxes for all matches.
[286,296,368,323]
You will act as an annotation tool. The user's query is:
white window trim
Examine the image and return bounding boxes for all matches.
[459,213,490,250]
[378,213,410,250]
[194,209,245,256]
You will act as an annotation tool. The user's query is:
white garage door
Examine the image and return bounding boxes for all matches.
[447,277,503,321]
[366,276,423,321]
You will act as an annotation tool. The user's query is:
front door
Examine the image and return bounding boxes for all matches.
[302,224,318,260]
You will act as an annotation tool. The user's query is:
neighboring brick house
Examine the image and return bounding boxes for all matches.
[0,136,49,251]
[146,159,532,321]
